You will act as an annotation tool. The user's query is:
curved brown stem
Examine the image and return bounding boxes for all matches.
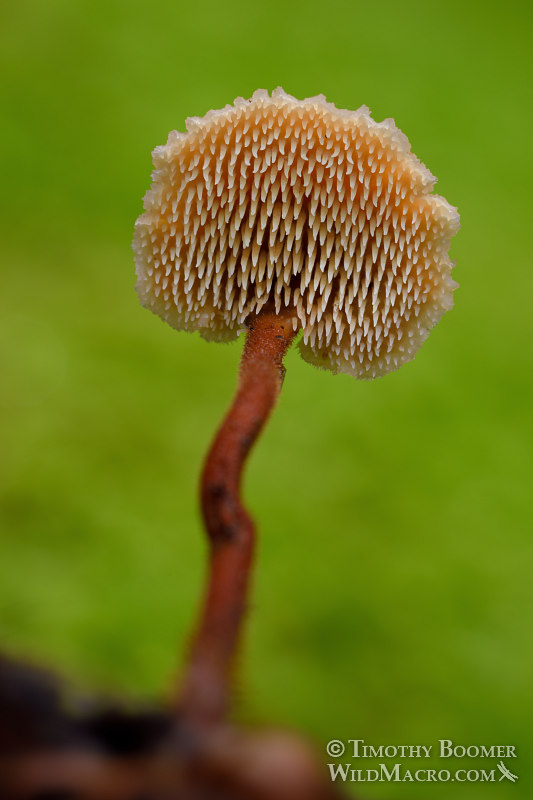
[178,308,297,727]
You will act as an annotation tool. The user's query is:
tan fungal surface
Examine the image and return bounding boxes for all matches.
[134,88,459,378]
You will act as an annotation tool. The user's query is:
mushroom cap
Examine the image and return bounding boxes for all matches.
[133,88,459,378]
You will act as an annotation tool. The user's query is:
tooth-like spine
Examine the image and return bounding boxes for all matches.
[134,89,459,379]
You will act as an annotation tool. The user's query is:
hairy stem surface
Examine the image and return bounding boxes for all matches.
[179,308,297,726]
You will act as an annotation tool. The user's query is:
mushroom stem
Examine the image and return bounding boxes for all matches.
[179,308,297,726]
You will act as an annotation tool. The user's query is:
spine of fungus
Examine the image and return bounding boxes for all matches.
[134,88,459,379]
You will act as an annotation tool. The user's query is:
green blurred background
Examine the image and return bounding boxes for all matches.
[1,0,532,796]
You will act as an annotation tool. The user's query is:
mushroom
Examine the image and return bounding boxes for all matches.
[134,87,459,379]
[133,88,459,727]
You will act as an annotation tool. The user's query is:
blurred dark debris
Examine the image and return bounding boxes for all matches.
[0,655,172,755]
[0,655,349,800]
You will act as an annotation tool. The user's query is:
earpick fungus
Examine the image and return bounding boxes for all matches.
[133,89,459,726]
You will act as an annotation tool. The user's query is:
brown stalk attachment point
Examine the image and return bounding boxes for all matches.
[179,308,297,726]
